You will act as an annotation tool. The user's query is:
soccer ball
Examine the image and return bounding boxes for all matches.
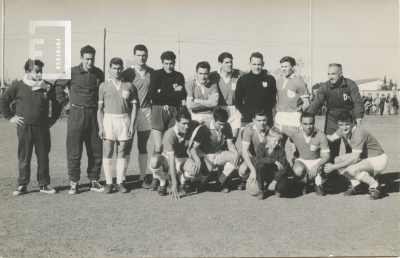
[246,180,260,196]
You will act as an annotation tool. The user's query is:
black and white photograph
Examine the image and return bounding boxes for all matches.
[0,0,399,257]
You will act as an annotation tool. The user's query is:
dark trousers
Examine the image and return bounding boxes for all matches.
[67,106,102,182]
[380,105,384,115]
[256,162,292,194]
[17,124,51,186]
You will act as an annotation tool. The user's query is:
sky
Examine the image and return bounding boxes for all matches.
[1,0,399,87]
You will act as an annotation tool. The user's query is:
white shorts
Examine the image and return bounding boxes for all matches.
[103,113,131,141]
[161,154,189,174]
[365,153,388,176]
[275,111,302,127]
[219,106,241,130]
[296,158,321,171]
[135,107,151,132]
[196,149,222,167]
[191,112,214,122]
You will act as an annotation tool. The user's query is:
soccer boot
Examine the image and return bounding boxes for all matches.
[117,183,128,193]
[90,180,105,193]
[141,177,152,189]
[369,186,381,200]
[40,185,56,194]
[343,184,362,196]
[68,181,79,195]
[157,185,168,196]
[315,185,326,196]
[237,181,246,190]
[103,184,113,194]
[149,178,160,191]
[13,185,27,196]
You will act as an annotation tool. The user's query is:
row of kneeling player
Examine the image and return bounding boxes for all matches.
[146,108,387,200]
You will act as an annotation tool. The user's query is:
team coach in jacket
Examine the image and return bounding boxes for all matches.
[307,63,364,162]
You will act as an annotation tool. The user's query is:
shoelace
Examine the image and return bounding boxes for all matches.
[17,185,24,191]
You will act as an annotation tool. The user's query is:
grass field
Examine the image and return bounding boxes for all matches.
[0,115,399,257]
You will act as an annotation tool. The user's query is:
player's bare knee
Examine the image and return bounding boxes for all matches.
[149,155,163,169]
[347,165,361,177]
[292,162,306,179]
[238,163,248,177]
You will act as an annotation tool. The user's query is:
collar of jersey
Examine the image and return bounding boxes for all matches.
[173,125,185,141]
[300,126,317,143]
[131,65,147,78]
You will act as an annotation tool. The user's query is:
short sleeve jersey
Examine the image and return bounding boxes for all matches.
[209,68,244,106]
[121,66,154,109]
[185,79,219,114]
[98,79,137,114]
[334,126,384,159]
[163,120,201,158]
[282,125,330,160]
[276,75,309,112]
[241,122,268,156]
[192,119,233,154]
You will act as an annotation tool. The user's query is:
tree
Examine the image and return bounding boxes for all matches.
[383,75,387,85]
[389,79,394,90]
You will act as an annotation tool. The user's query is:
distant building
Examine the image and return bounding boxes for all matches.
[355,78,398,97]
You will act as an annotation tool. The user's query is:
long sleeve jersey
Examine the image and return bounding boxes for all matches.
[0,80,61,124]
[55,64,104,108]
[307,77,364,119]
[235,70,277,123]
[148,69,186,108]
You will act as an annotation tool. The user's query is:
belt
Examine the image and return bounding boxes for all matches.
[71,104,96,109]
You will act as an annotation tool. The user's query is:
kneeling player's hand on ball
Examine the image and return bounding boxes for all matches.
[268,180,277,191]
[324,163,334,173]
[275,161,283,170]
[170,183,180,199]
[248,169,257,183]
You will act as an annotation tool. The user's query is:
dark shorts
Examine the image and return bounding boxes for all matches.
[150,105,179,132]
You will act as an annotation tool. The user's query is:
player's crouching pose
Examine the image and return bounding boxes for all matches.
[97,58,137,194]
[185,108,240,193]
[237,110,269,190]
[254,128,291,200]
[148,108,200,197]
[276,113,331,196]
[324,111,387,200]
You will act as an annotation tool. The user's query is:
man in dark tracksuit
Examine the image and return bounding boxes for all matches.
[0,59,61,195]
[235,52,277,128]
[307,64,364,190]
[55,45,105,194]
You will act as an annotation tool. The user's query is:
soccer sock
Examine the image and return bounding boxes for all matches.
[180,174,187,185]
[150,166,166,186]
[356,171,379,189]
[341,171,360,186]
[138,153,148,181]
[116,158,126,184]
[123,154,130,182]
[315,174,327,186]
[103,158,113,185]
[219,162,236,183]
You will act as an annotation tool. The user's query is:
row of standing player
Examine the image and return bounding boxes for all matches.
[2,43,384,199]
